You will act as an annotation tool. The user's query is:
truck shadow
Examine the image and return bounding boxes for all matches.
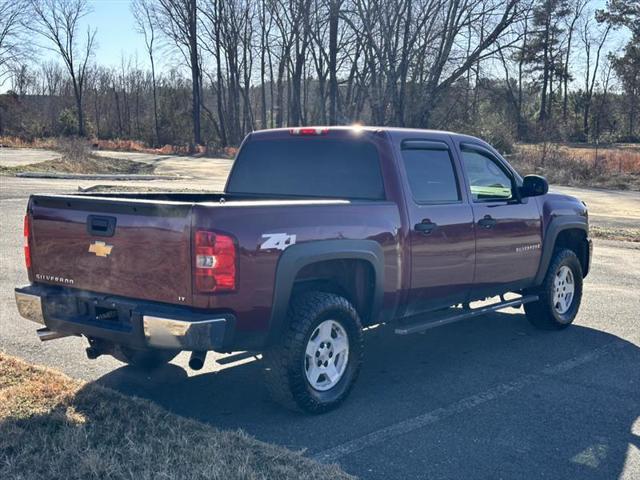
[96,312,639,479]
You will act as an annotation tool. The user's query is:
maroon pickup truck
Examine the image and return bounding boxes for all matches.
[15,127,592,412]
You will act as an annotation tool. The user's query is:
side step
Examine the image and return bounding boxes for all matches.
[394,295,539,335]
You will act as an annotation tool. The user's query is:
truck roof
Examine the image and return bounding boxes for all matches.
[248,126,491,148]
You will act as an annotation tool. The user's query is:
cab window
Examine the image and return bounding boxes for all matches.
[401,148,460,204]
[461,149,514,201]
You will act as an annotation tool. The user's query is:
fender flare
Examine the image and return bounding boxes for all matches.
[534,216,588,285]
[267,239,384,344]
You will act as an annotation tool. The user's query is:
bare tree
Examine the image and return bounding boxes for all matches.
[155,0,201,146]
[580,15,611,139]
[26,0,96,136]
[562,0,588,122]
[132,0,161,146]
[0,0,30,85]
[3,0,637,147]
[327,0,341,124]
[497,5,534,139]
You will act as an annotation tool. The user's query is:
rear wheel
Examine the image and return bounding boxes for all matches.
[111,345,178,370]
[263,292,363,413]
[525,248,583,330]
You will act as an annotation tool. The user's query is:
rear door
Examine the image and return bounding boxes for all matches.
[457,143,542,298]
[399,139,475,315]
[28,195,194,306]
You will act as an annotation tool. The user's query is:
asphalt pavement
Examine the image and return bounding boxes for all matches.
[1,173,639,479]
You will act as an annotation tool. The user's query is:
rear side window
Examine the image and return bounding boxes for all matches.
[401,148,460,203]
[226,138,385,200]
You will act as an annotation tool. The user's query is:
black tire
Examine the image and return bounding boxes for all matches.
[111,345,179,370]
[525,248,583,330]
[263,292,364,413]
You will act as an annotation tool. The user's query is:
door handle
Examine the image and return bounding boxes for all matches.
[478,215,497,229]
[415,220,438,235]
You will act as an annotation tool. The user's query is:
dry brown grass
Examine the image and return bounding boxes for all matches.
[92,138,209,156]
[0,136,59,149]
[1,135,238,159]
[0,156,155,176]
[511,143,640,191]
[93,139,238,159]
[0,353,353,480]
[590,226,640,243]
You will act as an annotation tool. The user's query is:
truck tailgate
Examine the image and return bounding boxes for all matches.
[28,195,194,306]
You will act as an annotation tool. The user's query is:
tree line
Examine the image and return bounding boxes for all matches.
[0,0,638,151]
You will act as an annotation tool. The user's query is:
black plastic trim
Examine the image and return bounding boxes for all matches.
[401,139,450,150]
[534,216,588,285]
[267,239,385,345]
[30,194,192,217]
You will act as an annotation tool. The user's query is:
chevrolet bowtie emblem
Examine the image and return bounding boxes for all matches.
[89,241,113,257]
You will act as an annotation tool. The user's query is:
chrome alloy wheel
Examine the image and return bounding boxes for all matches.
[553,265,575,315]
[304,319,350,391]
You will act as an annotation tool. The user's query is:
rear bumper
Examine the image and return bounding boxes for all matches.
[14,284,235,351]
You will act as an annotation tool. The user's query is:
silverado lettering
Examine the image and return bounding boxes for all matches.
[34,274,74,285]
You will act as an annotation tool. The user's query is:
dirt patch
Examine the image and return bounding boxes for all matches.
[1,137,156,176]
[0,353,353,480]
[590,226,640,243]
[78,184,209,193]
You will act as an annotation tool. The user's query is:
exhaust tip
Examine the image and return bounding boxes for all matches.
[188,351,207,370]
[37,327,71,342]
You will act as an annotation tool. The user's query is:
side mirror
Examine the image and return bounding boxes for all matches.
[520,175,549,198]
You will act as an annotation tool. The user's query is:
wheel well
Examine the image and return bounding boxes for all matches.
[555,228,589,276]
[292,259,376,324]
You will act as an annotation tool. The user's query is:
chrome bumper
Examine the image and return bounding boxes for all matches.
[142,316,227,350]
[15,285,230,351]
[15,290,45,325]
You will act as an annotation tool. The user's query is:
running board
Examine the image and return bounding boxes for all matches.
[394,295,539,335]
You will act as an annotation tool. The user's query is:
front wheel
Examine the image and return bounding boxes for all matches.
[525,248,583,330]
[263,292,363,413]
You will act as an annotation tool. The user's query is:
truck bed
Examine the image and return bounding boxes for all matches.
[27,192,393,314]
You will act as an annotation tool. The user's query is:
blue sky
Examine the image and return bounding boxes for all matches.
[86,0,149,68]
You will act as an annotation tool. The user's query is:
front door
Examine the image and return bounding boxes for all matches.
[458,144,542,299]
[400,140,475,316]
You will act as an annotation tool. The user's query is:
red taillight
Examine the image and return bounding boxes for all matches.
[289,127,329,135]
[23,215,32,270]
[194,230,236,292]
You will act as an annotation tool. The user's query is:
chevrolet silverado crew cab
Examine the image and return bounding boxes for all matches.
[15,127,592,413]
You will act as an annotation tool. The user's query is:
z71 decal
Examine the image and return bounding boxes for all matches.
[261,233,297,251]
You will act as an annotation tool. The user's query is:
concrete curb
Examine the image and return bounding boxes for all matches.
[15,172,185,180]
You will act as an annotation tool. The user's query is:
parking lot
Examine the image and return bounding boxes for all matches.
[1,172,638,479]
